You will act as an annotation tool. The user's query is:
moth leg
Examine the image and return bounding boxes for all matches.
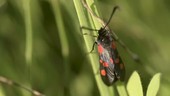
[83,33,97,37]
[90,42,97,53]
[81,26,98,31]
[81,26,98,37]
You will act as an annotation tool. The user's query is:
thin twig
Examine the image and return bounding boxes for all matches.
[0,76,45,96]
[81,0,106,27]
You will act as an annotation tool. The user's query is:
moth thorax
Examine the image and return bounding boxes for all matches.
[98,28,108,36]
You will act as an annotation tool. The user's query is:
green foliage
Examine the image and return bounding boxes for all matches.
[0,0,168,95]
[116,81,128,96]
[127,71,143,96]
[73,0,115,96]
[127,71,161,96]
[146,73,161,96]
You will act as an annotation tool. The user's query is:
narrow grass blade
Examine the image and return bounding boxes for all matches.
[116,81,128,96]
[73,0,114,96]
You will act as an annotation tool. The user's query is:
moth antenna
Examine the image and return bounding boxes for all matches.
[103,6,119,29]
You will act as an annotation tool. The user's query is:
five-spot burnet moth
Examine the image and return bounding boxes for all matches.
[81,0,139,86]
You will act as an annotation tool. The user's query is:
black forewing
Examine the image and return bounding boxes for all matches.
[99,43,117,86]
[110,41,125,81]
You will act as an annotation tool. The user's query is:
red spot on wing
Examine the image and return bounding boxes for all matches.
[98,44,103,54]
[101,69,106,76]
[100,59,103,63]
[103,62,109,67]
[110,58,114,64]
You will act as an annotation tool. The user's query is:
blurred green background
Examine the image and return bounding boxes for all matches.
[0,0,169,96]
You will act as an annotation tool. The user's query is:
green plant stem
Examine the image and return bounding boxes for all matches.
[50,0,70,96]
[23,0,32,69]
[116,81,128,96]
[73,0,114,96]
[23,0,32,95]
[0,76,45,96]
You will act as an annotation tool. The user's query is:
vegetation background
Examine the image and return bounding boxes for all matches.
[0,0,169,96]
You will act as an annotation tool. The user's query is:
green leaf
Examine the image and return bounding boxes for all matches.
[146,73,161,96]
[73,0,114,96]
[116,81,128,96]
[127,71,143,96]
